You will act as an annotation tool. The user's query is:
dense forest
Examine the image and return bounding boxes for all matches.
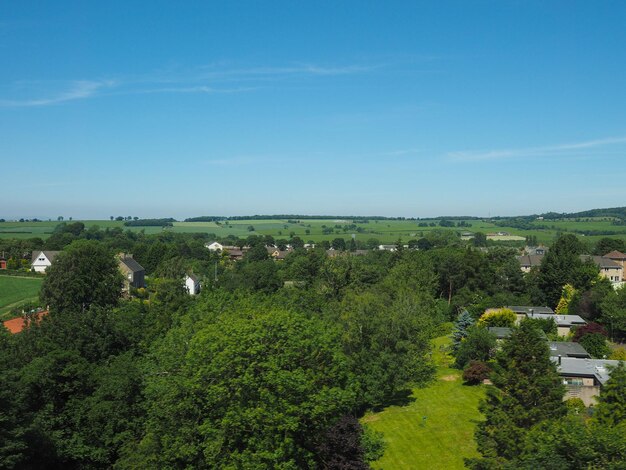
[1,222,625,468]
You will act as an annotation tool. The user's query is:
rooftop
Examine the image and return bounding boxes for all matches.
[553,357,621,385]
[529,313,587,326]
[548,341,591,358]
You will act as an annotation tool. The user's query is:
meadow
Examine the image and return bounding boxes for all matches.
[0,275,44,319]
[2,217,626,245]
[365,335,486,469]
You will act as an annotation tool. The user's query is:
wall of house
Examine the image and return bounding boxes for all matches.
[557,326,571,337]
[563,384,600,407]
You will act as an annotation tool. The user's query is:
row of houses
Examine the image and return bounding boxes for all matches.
[518,249,626,287]
[488,306,620,406]
[29,251,200,296]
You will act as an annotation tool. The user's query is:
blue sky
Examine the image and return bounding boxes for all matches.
[2,1,626,219]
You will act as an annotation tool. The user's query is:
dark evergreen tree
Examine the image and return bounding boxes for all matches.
[468,321,566,467]
[594,361,626,426]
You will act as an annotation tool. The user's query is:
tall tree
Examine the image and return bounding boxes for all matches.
[468,321,566,467]
[40,240,123,313]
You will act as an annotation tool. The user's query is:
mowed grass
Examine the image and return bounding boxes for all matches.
[364,336,485,469]
[0,275,43,319]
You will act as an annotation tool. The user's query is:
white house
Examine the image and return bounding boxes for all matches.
[185,274,200,295]
[31,251,60,273]
[205,241,223,251]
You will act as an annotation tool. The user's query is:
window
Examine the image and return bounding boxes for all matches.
[563,378,584,386]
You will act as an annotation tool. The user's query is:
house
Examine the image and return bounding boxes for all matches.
[517,254,544,273]
[117,253,145,293]
[224,248,245,261]
[581,255,623,286]
[205,241,223,251]
[548,341,591,359]
[31,250,60,273]
[0,255,6,270]
[528,313,587,336]
[553,357,621,406]
[267,246,293,260]
[507,305,554,324]
[184,274,200,295]
[378,244,397,252]
[603,250,626,270]
[524,245,548,256]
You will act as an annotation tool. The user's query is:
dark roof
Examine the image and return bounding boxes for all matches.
[119,256,144,273]
[580,255,621,269]
[548,342,591,358]
[507,305,554,315]
[487,327,513,339]
[517,254,544,267]
[604,250,626,260]
[186,273,198,282]
[31,250,60,263]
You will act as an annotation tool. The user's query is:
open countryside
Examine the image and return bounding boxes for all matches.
[3,215,626,245]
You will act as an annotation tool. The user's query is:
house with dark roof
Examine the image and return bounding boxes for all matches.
[517,254,544,273]
[552,357,621,406]
[581,255,623,285]
[117,253,145,293]
[31,250,60,273]
[604,250,626,270]
[548,341,591,359]
[487,326,514,340]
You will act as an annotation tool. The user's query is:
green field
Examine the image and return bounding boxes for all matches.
[365,336,485,469]
[2,217,626,245]
[0,275,44,319]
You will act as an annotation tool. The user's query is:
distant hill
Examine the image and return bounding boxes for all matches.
[541,206,626,220]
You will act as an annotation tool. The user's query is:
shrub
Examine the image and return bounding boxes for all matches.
[609,346,626,361]
[572,322,608,342]
[477,308,516,328]
[455,327,497,369]
[463,360,491,385]
[579,333,611,358]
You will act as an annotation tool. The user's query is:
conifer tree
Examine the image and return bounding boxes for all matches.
[451,310,474,352]
[468,321,566,467]
[594,361,626,426]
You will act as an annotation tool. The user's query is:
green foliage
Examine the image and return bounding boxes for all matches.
[470,322,566,465]
[451,310,475,351]
[40,240,123,313]
[133,308,356,468]
[578,333,611,358]
[555,283,576,314]
[594,361,626,426]
[454,326,497,369]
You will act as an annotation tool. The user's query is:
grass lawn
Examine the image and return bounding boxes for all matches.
[0,275,44,319]
[364,336,485,469]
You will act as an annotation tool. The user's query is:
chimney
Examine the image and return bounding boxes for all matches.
[558,355,562,365]
[530,308,534,317]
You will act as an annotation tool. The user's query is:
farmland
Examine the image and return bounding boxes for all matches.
[0,275,44,319]
[3,216,626,246]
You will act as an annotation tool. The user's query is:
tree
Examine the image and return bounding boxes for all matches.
[40,240,123,313]
[472,232,487,247]
[469,321,566,466]
[451,310,475,351]
[454,326,496,369]
[578,333,611,358]
[555,284,576,314]
[332,238,346,251]
[594,361,626,426]
[134,309,356,468]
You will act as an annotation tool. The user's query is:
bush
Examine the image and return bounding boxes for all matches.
[572,322,608,342]
[463,360,491,385]
[477,308,516,328]
[455,327,497,369]
[579,333,611,358]
[609,346,626,361]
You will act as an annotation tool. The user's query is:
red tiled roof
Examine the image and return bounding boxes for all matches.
[2,311,48,334]
[604,250,626,260]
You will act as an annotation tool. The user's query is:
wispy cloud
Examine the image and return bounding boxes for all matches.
[448,136,626,161]
[0,62,376,108]
[0,80,115,107]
